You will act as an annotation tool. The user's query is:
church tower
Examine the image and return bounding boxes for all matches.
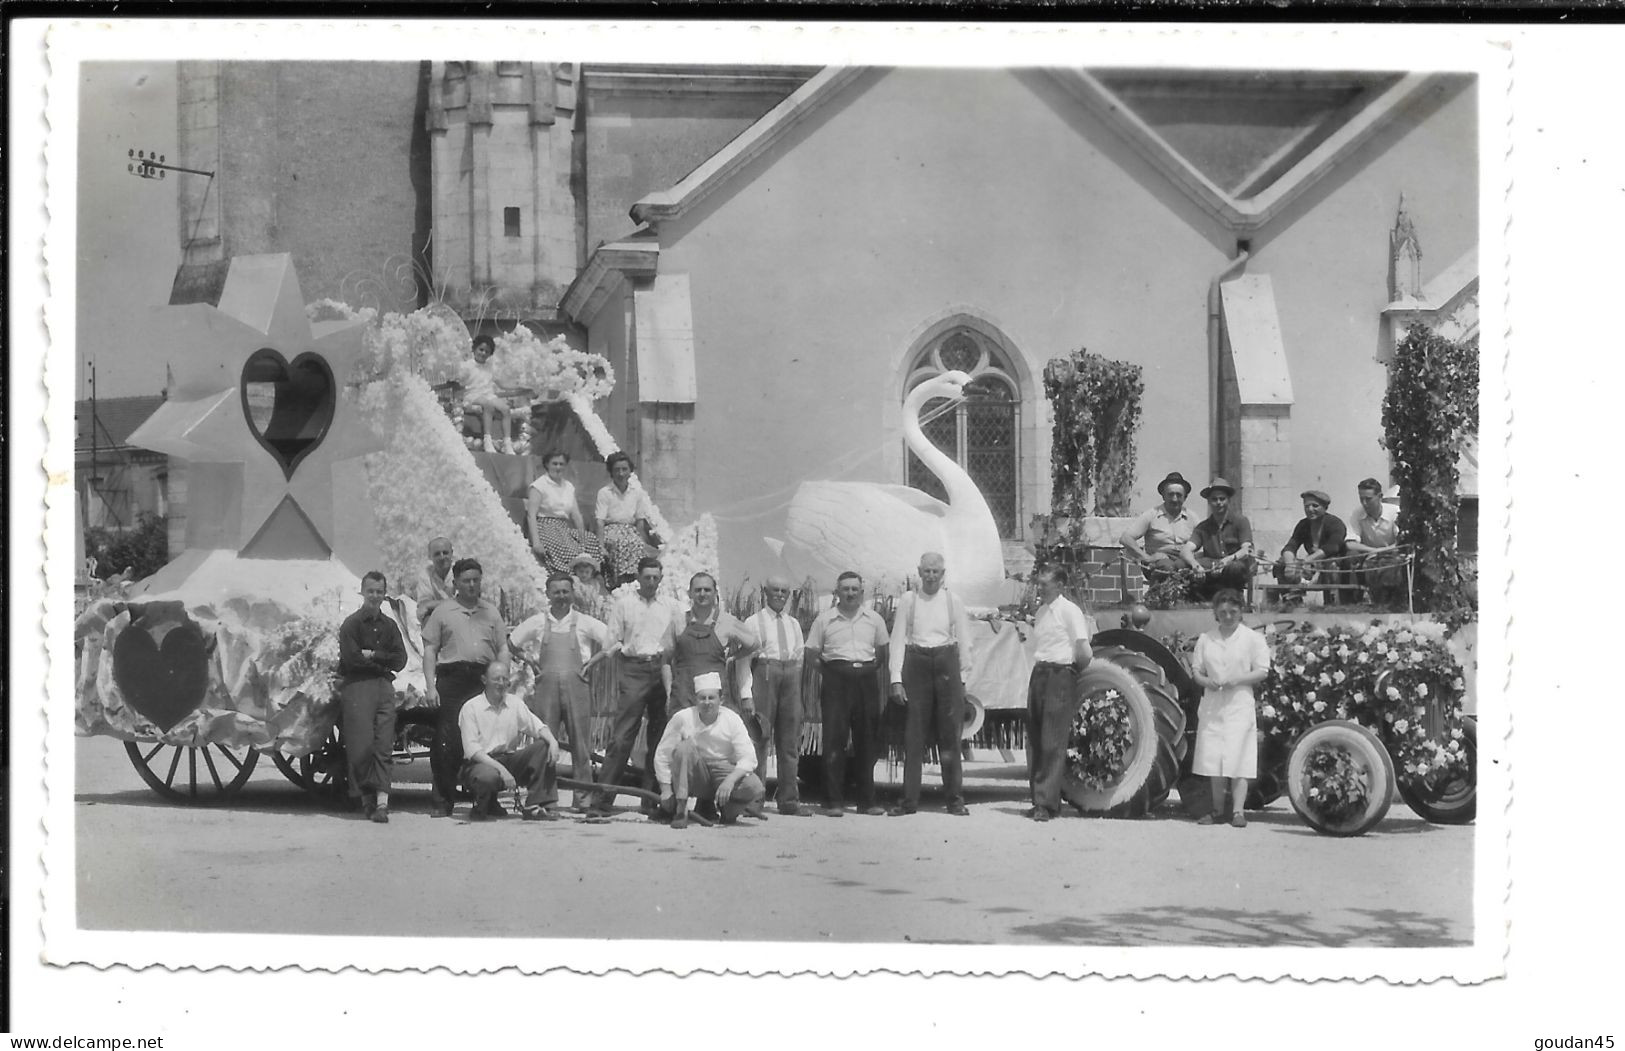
[425,62,582,333]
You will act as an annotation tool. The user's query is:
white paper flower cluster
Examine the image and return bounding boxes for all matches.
[492,326,615,402]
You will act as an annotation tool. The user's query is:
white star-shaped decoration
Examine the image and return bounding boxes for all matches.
[128,254,384,555]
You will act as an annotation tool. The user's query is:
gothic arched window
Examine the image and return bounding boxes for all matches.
[904,328,1020,538]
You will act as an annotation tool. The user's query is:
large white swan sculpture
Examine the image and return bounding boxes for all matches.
[767,370,1008,607]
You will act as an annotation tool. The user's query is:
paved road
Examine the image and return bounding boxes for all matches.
[74,736,1472,946]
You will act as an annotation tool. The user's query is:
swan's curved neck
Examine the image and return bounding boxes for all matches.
[903,383,980,508]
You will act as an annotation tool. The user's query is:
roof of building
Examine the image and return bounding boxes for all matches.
[75,395,166,453]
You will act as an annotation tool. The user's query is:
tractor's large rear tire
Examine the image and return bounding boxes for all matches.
[1396,714,1477,824]
[1060,650,1187,818]
[1286,720,1395,837]
[1246,733,1293,810]
[1092,645,1187,815]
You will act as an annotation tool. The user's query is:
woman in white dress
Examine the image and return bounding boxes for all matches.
[1189,588,1272,827]
[526,450,600,573]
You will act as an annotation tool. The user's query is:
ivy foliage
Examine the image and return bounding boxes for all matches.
[1043,349,1144,517]
[1380,327,1479,614]
[86,512,169,581]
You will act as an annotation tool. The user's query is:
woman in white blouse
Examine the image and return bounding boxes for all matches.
[594,451,657,584]
[526,450,600,574]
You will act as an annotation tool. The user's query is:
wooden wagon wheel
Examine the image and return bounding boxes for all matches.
[124,740,259,804]
[270,728,349,800]
[1285,720,1395,836]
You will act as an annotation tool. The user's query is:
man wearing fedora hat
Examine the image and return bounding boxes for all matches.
[1278,490,1351,606]
[1121,471,1197,581]
[1181,478,1257,600]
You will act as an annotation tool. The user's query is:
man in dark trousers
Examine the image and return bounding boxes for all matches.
[459,660,562,822]
[1026,565,1093,822]
[337,570,408,823]
[805,571,891,818]
[886,552,974,817]
[421,558,509,818]
[590,556,677,818]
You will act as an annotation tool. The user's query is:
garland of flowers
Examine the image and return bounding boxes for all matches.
[1065,687,1133,790]
[1301,743,1370,822]
[1380,326,1479,617]
[256,613,343,700]
[1042,349,1144,517]
[491,326,615,403]
[1256,620,1469,786]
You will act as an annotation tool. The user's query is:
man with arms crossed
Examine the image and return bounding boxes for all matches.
[337,570,407,823]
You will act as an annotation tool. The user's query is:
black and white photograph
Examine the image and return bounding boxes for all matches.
[25,13,1621,1047]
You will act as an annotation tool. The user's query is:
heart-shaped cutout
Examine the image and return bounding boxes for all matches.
[241,348,336,480]
[112,602,213,732]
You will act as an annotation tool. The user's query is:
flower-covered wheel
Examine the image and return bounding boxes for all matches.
[124,740,260,804]
[1285,720,1395,836]
[1060,660,1162,818]
[1395,714,1477,824]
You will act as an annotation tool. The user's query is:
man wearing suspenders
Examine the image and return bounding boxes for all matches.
[749,576,811,816]
[887,552,974,817]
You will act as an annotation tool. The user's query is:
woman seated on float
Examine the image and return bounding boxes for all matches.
[594,451,659,585]
[526,450,601,575]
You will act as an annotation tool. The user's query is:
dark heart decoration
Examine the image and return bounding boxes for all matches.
[112,602,214,732]
[240,347,336,480]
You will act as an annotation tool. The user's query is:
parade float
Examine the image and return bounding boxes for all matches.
[74,253,1476,836]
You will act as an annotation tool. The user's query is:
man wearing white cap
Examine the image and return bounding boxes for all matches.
[652,672,765,829]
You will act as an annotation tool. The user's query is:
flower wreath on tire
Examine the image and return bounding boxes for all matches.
[1066,688,1132,791]
[1301,741,1371,823]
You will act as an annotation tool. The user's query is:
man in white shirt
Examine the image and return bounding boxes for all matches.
[1345,477,1406,606]
[749,576,810,816]
[591,556,678,817]
[457,660,562,822]
[886,552,974,817]
[1026,565,1093,822]
[510,571,611,810]
[654,672,765,828]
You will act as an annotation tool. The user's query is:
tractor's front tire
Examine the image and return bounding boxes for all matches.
[1060,650,1187,818]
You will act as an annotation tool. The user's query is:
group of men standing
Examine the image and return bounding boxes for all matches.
[334,534,1102,826]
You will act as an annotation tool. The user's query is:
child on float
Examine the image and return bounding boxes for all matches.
[1189,588,1272,828]
[462,333,514,454]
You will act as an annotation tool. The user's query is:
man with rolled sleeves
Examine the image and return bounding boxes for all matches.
[1120,471,1197,581]
[509,571,611,810]
[1026,565,1093,822]
[458,660,563,823]
[667,571,757,714]
[590,556,678,818]
[1181,478,1258,602]
[749,576,810,816]
[804,571,890,818]
[421,557,509,818]
[886,552,974,817]
[653,672,766,829]
[337,570,408,823]
[413,535,456,625]
[1346,477,1406,606]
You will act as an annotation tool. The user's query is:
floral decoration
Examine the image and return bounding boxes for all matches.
[1065,687,1132,791]
[1257,619,1469,787]
[1301,743,1370,823]
[1381,325,1479,617]
[1042,349,1144,516]
[491,326,616,403]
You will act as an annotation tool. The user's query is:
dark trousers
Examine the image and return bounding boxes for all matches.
[1193,555,1257,600]
[596,657,668,806]
[749,659,803,808]
[899,645,965,810]
[1027,663,1078,815]
[340,677,397,799]
[430,662,488,806]
[659,740,767,823]
[820,661,881,809]
[461,740,559,811]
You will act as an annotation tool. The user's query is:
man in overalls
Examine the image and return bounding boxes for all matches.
[509,571,610,811]
[666,571,757,715]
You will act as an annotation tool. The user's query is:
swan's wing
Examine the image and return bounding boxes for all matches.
[866,484,950,518]
[783,483,946,589]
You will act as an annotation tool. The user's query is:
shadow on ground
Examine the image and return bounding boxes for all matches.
[1010,904,1463,947]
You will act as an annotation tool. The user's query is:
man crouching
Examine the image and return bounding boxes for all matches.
[654,672,765,829]
[458,660,562,822]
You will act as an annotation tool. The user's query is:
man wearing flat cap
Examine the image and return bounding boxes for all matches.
[1181,478,1258,601]
[653,672,766,828]
[1121,472,1197,582]
[1278,489,1351,605]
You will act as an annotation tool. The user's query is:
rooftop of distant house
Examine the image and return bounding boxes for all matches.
[75,395,165,454]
